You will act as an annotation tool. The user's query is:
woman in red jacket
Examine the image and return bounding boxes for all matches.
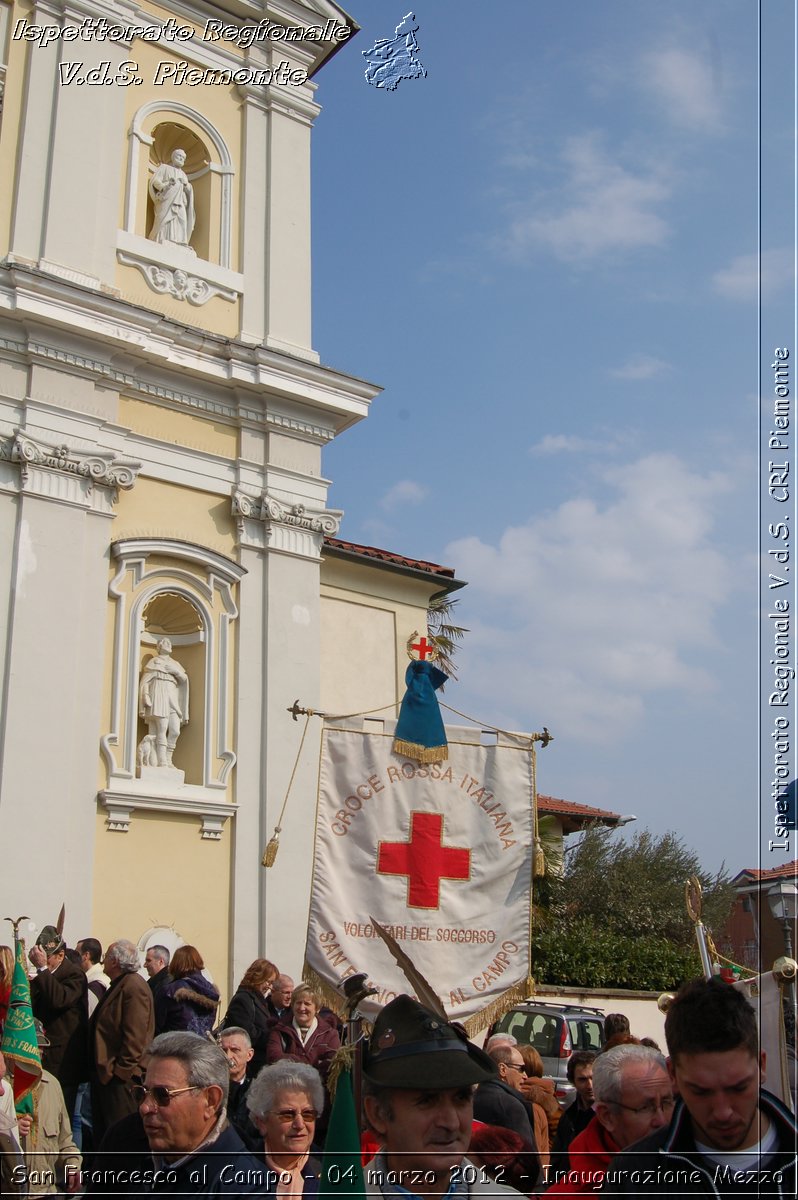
[265,984,340,1149]
[265,985,340,1082]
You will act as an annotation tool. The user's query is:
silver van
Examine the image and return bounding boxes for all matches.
[488,1000,605,1106]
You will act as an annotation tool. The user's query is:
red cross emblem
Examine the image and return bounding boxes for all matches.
[410,635,433,660]
[377,812,471,909]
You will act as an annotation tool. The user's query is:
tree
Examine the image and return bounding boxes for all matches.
[532,825,735,990]
[426,594,467,680]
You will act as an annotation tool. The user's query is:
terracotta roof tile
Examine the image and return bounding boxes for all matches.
[732,860,798,885]
[537,794,623,822]
[323,537,456,578]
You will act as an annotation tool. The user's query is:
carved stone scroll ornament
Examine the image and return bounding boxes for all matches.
[117,256,236,306]
[10,432,141,490]
[232,489,343,536]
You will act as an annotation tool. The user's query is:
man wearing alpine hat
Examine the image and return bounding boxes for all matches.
[362,994,534,1198]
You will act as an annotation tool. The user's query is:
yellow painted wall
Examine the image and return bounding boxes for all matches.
[0,1,29,255]
[118,397,238,459]
[320,555,448,709]
[92,807,232,1006]
[114,477,236,556]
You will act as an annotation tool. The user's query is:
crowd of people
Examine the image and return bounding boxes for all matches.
[0,926,794,1198]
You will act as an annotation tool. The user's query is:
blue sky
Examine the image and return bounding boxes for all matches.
[310,2,795,877]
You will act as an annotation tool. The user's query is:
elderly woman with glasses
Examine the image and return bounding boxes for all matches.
[246,1062,323,1197]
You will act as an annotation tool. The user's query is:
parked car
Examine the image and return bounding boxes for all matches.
[487,1000,605,1106]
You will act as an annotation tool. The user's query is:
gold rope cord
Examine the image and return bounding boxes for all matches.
[262,714,312,866]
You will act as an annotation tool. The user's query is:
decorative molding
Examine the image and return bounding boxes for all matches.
[117,232,243,295]
[0,334,344,443]
[118,256,236,306]
[232,489,342,558]
[37,260,102,291]
[11,432,140,490]
[5,431,141,510]
[232,489,342,535]
[99,787,237,839]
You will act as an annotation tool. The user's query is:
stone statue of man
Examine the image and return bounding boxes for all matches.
[148,149,195,248]
[138,638,189,769]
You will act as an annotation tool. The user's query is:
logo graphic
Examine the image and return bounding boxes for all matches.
[362,12,427,91]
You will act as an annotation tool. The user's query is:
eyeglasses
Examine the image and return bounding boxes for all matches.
[613,1097,676,1118]
[271,1108,317,1124]
[132,1085,201,1107]
[505,1061,526,1073]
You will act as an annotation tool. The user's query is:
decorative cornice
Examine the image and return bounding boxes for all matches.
[0,332,359,443]
[9,431,142,500]
[99,787,238,839]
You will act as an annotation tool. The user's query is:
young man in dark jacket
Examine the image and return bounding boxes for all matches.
[604,977,796,1197]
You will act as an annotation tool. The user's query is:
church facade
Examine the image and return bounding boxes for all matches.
[0,0,459,994]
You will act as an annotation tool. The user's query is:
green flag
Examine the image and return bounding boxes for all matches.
[1,939,41,1114]
[320,1064,366,1200]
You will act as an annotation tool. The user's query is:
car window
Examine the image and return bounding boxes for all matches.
[499,1012,561,1057]
[568,1018,603,1051]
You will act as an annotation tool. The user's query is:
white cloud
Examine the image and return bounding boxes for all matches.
[379,480,429,511]
[504,134,670,263]
[712,248,794,302]
[638,47,723,131]
[530,434,617,456]
[609,355,670,381]
[446,453,736,744]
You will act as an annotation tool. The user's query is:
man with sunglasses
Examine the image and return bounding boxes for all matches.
[546,1043,673,1195]
[473,1043,538,1146]
[136,1032,264,1194]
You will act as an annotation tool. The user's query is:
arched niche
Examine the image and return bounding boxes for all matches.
[123,103,235,269]
[138,590,206,783]
[100,539,246,838]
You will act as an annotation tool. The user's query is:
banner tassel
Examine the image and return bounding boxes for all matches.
[261,714,311,869]
[261,829,280,868]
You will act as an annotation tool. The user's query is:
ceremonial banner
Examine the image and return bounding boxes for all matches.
[733,973,794,1112]
[1,940,42,1112]
[305,719,534,1032]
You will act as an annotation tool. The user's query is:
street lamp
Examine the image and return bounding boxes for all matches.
[767,880,798,960]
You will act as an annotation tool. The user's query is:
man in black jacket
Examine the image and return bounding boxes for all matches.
[473,1043,538,1146]
[604,977,796,1197]
[29,925,88,1120]
[144,946,172,1024]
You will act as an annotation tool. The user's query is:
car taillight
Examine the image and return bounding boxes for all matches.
[558,1022,571,1058]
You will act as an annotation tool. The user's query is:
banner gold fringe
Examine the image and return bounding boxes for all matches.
[325,1043,357,1102]
[392,740,448,763]
[460,975,534,1039]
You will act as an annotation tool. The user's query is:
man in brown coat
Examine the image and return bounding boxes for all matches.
[29,926,89,1121]
[90,939,154,1143]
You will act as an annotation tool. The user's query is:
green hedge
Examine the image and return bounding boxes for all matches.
[532,922,702,991]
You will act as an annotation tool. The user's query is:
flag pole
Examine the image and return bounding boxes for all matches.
[685,876,715,980]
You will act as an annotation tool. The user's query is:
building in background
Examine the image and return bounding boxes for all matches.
[0,0,471,994]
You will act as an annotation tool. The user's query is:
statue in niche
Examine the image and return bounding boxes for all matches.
[138,638,190,768]
[148,149,195,249]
